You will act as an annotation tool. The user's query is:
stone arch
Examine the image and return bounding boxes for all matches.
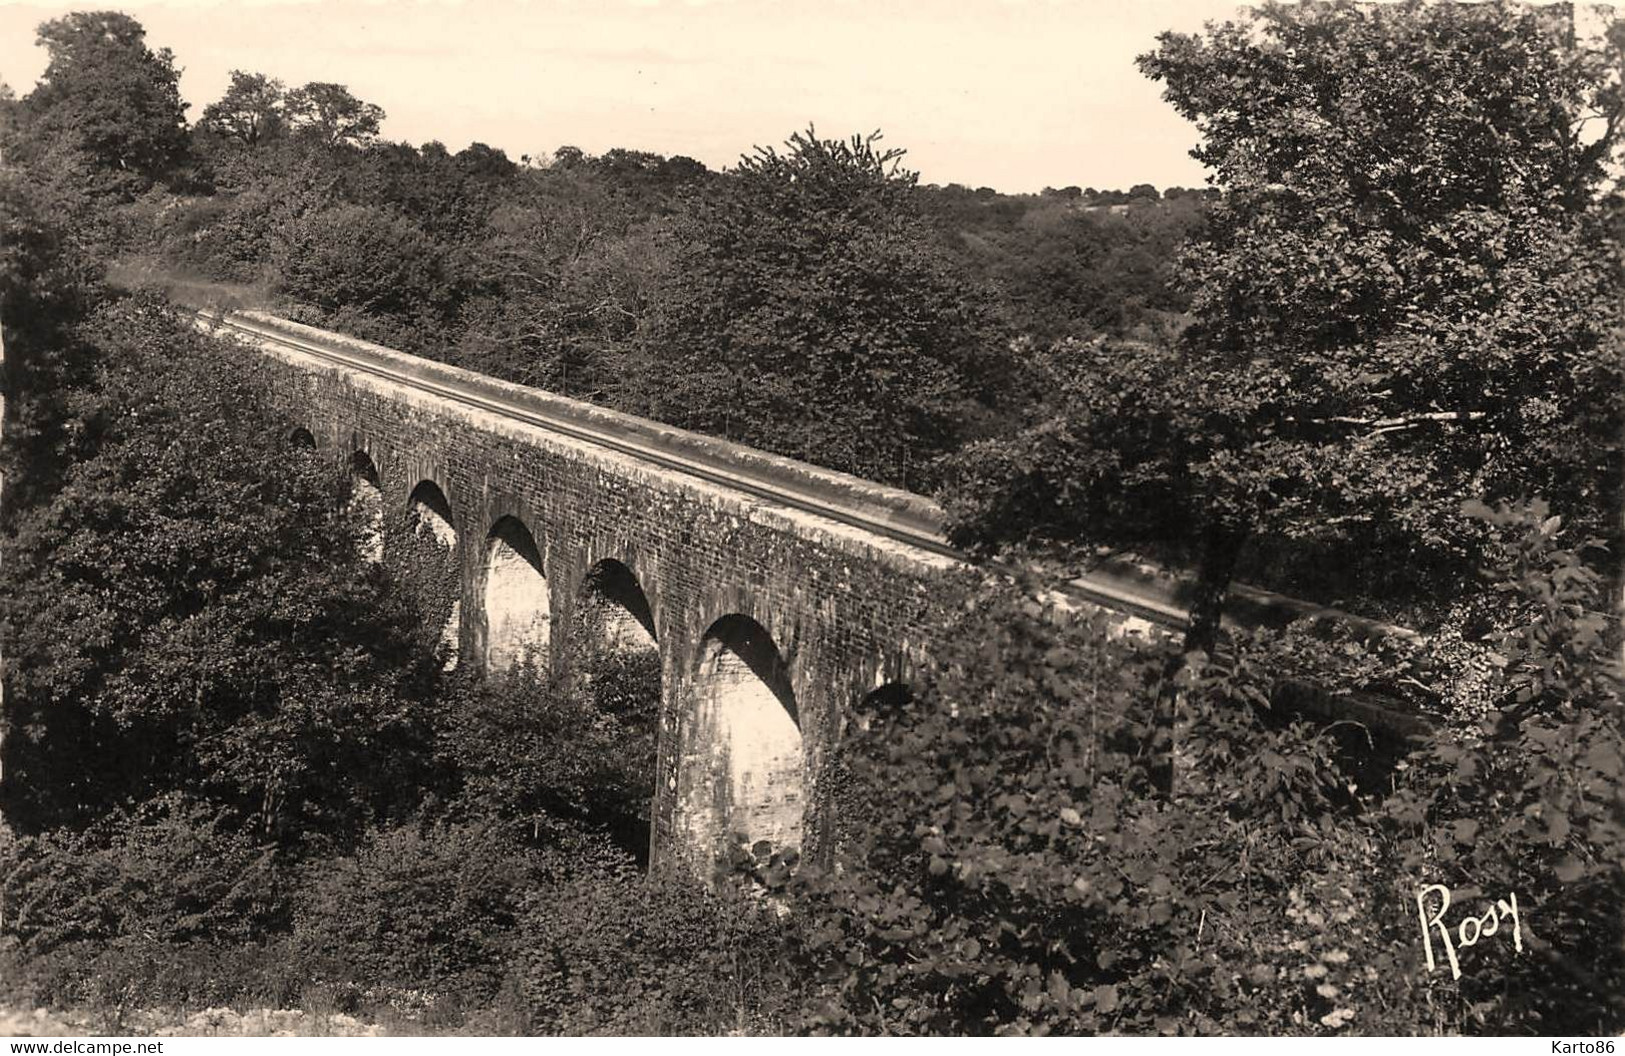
[409,480,460,668]
[347,451,384,563]
[289,426,316,449]
[573,558,656,654]
[676,614,802,873]
[482,515,550,674]
[567,558,661,864]
[409,480,457,549]
[818,681,913,862]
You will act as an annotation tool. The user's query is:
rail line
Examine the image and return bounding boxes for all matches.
[201,310,1411,640]
[205,311,965,553]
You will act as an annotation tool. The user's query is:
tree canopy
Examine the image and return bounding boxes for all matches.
[946,1,1625,644]
[284,81,385,149]
[20,11,190,196]
[197,70,287,148]
[636,128,1001,488]
[0,298,442,836]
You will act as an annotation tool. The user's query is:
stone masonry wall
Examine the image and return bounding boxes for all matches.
[217,316,989,875]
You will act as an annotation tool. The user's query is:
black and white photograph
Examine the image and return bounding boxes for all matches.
[0,0,1620,1041]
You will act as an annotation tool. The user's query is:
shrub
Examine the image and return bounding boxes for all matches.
[0,794,299,1015]
[0,937,307,1026]
[150,192,286,284]
[273,204,455,323]
[1367,500,1625,1033]
[0,793,291,957]
[433,667,657,855]
[515,852,794,1035]
[290,819,541,1009]
[0,297,442,840]
[776,589,1365,1035]
[778,507,1624,1036]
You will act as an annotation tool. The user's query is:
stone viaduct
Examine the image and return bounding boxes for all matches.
[202,311,1014,875]
[199,311,1426,876]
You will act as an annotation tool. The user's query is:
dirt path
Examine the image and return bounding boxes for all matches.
[0,1004,382,1037]
[0,1006,91,1037]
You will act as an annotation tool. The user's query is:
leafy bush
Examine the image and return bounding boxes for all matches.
[515,851,794,1035]
[433,667,657,855]
[0,297,442,841]
[0,794,299,1018]
[291,820,540,1009]
[777,503,1624,1035]
[147,192,286,284]
[1367,500,1625,1033]
[777,589,1354,1034]
[1,793,291,955]
[274,204,456,324]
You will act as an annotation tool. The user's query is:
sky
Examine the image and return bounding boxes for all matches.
[0,0,1574,195]
[0,0,1258,192]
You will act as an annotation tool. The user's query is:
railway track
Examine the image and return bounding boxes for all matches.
[202,311,958,551]
[199,309,1419,650]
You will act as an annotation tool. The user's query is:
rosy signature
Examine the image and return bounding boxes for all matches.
[1416,884,1523,980]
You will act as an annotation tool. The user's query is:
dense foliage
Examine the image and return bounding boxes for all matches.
[12,11,190,199]
[0,300,440,837]
[1,2,1621,1040]
[53,27,1209,490]
[946,0,1624,642]
[632,129,1001,487]
[777,511,1623,1034]
[0,293,759,1032]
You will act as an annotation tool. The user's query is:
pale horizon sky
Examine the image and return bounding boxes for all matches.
[0,0,1256,192]
[0,0,1583,194]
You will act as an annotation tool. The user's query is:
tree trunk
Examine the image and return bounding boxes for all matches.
[1184,519,1250,656]
[1149,518,1250,794]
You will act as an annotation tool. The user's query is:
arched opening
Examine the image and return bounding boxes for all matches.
[289,427,316,449]
[410,481,457,548]
[347,451,384,564]
[574,560,656,653]
[409,481,460,669]
[482,516,550,674]
[566,559,661,865]
[822,682,913,861]
[856,682,912,729]
[677,615,801,874]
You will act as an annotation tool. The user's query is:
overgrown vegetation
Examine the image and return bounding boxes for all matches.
[775,513,1623,1035]
[0,0,1621,1038]
[946,1,1624,644]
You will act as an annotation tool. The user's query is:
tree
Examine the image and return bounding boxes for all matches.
[274,204,454,323]
[197,70,287,148]
[19,11,190,196]
[0,298,441,837]
[0,78,17,147]
[456,174,669,398]
[933,194,1205,344]
[0,171,105,508]
[284,81,384,149]
[947,2,1625,651]
[779,508,1624,1035]
[635,128,1001,488]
